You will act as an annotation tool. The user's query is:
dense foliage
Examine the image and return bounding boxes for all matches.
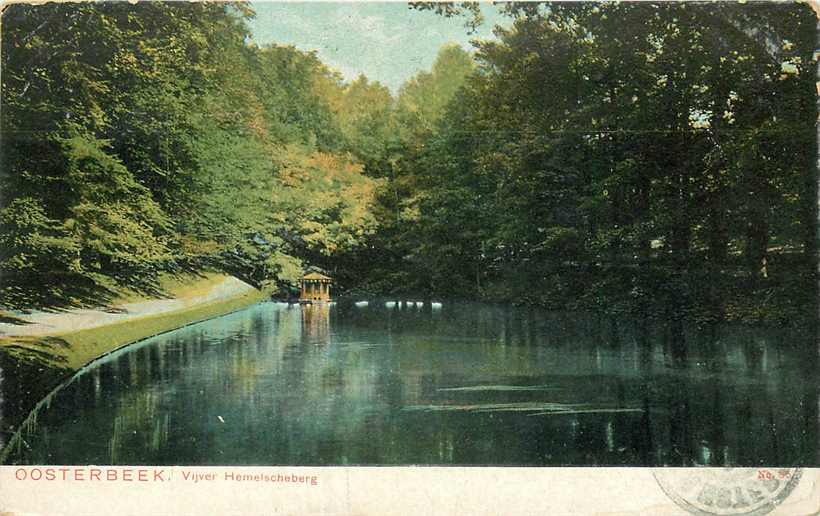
[356,2,818,325]
[1,2,816,325]
[1,2,380,306]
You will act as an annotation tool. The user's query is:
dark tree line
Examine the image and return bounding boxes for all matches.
[353,2,818,326]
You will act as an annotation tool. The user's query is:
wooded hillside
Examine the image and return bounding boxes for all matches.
[1,2,816,325]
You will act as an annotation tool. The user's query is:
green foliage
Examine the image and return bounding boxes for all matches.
[361,2,817,325]
[1,2,815,327]
[0,198,79,277]
[395,44,474,147]
[0,133,171,306]
[59,134,172,274]
[1,2,380,307]
[335,75,395,176]
[409,2,485,34]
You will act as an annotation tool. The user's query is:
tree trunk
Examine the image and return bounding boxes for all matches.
[706,203,728,265]
[745,212,769,282]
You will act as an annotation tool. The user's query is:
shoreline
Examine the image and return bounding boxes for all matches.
[0,274,268,459]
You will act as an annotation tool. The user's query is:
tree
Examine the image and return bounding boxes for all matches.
[385,1,817,323]
[0,2,382,305]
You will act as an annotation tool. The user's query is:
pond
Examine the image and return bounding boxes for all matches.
[3,301,817,465]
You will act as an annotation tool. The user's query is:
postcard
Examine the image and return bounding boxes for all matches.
[0,1,818,514]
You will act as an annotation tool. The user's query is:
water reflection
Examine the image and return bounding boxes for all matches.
[2,301,817,466]
[301,304,330,343]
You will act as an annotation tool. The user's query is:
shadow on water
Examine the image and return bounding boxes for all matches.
[0,337,74,451]
[1,300,817,466]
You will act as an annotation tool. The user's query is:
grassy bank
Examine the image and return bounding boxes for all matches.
[0,273,267,448]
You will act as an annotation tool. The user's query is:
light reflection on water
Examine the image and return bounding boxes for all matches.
[3,301,817,466]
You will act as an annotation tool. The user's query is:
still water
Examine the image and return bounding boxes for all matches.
[4,301,817,465]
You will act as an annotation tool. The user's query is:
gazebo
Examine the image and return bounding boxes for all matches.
[300,272,332,303]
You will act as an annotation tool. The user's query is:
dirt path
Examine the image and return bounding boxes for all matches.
[0,276,255,338]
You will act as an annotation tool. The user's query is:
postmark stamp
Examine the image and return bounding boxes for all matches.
[653,468,803,516]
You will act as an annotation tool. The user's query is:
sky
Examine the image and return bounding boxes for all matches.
[248,2,509,93]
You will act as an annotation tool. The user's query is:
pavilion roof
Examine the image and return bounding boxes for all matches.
[302,272,332,281]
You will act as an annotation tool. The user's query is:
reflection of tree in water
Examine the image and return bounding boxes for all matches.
[3,302,817,466]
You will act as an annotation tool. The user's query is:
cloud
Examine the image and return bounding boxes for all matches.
[249,2,506,92]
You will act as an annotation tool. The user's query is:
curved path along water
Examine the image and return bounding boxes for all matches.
[0,276,255,338]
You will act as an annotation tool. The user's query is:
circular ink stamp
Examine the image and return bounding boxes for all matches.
[653,468,803,516]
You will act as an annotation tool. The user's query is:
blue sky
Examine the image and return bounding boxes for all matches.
[248,2,509,92]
